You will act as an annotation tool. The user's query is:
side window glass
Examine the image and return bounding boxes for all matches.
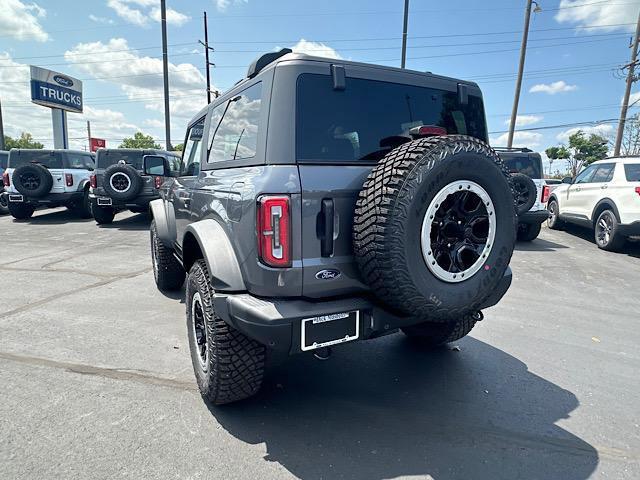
[208,82,262,163]
[180,117,205,176]
[575,165,597,184]
[66,154,85,169]
[84,155,95,170]
[591,164,614,183]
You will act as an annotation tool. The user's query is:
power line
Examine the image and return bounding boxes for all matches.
[0,51,202,69]
[489,118,619,135]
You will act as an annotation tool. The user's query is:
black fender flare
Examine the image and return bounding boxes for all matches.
[183,219,246,292]
[592,198,621,224]
[78,179,90,191]
[149,199,175,247]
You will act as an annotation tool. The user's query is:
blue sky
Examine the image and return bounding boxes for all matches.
[1,0,639,173]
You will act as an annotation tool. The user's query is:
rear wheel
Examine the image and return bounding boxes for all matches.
[150,220,185,291]
[517,222,542,242]
[186,260,266,405]
[547,199,562,230]
[402,313,479,347]
[70,189,92,218]
[8,202,35,220]
[594,210,626,252]
[91,203,115,225]
[0,193,8,215]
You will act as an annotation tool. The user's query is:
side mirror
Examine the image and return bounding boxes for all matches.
[143,155,169,176]
[562,176,573,184]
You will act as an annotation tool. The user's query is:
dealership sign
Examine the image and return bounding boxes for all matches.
[90,138,106,152]
[30,66,83,113]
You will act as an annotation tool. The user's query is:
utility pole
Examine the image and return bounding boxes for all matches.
[160,0,172,151]
[401,0,409,68]
[507,0,540,148]
[0,98,5,151]
[614,10,640,157]
[199,11,216,103]
[86,120,91,150]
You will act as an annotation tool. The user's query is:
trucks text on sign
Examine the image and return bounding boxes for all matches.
[30,66,83,113]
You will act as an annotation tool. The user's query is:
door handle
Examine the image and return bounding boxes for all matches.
[319,199,334,257]
[601,185,608,189]
[575,187,581,192]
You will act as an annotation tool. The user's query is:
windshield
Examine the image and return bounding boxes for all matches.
[500,153,543,179]
[624,163,640,181]
[8,151,63,169]
[296,74,487,162]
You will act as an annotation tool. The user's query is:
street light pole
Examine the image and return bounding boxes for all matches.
[507,0,537,148]
[614,9,640,157]
[401,0,409,68]
[160,0,172,151]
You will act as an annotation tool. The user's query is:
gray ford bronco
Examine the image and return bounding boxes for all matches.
[146,50,517,405]
[89,148,181,225]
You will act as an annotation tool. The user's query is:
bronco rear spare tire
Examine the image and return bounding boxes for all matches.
[12,164,53,198]
[103,164,142,201]
[353,135,517,321]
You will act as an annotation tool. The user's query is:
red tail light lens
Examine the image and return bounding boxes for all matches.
[2,172,9,187]
[257,195,291,268]
[635,187,640,196]
[89,174,97,189]
[154,176,163,189]
[65,173,74,187]
[541,185,550,203]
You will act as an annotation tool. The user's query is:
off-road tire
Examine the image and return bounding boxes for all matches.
[8,202,35,220]
[0,193,8,215]
[402,314,478,347]
[594,209,626,252]
[91,202,115,225]
[510,173,537,215]
[12,164,53,198]
[102,164,142,201]
[353,135,517,322]
[150,220,185,291]
[517,222,542,242]
[547,199,563,230]
[186,260,266,405]
[70,188,92,219]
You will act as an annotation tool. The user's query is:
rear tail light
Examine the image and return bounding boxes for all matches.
[154,176,163,189]
[89,174,97,189]
[257,195,291,268]
[65,173,74,187]
[541,185,550,203]
[635,187,640,196]
[2,172,9,187]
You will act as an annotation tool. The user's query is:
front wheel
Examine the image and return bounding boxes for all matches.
[8,202,35,220]
[186,260,266,405]
[402,313,479,347]
[517,222,542,242]
[594,210,626,252]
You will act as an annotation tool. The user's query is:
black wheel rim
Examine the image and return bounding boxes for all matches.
[110,173,130,192]
[191,292,209,369]
[512,180,530,209]
[596,213,613,246]
[20,173,40,191]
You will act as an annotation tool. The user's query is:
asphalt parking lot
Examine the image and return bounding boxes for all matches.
[0,208,639,480]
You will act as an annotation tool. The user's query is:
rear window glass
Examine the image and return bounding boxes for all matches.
[624,164,640,181]
[296,74,487,162]
[96,151,179,170]
[0,152,7,170]
[500,154,542,179]
[8,151,63,169]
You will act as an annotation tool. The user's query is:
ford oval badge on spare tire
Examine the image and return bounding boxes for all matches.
[53,75,73,87]
[315,269,341,280]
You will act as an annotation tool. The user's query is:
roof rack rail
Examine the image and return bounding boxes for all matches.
[492,147,533,153]
[247,48,292,79]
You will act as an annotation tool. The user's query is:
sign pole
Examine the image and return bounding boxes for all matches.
[87,121,91,150]
[51,108,69,149]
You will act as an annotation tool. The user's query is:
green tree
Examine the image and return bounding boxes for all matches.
[4,132,44,149]
[545,131,608,177]
[173,143,184,152]
[118,132,160,149]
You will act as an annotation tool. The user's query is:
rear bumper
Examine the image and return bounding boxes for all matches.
[518,208,549,225]
[89,193,158,209]
[6,191,82,205]
[619,221,640,236]
[214,267,512,360]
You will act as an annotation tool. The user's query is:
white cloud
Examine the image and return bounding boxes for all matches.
[144,119,165,129]
[490,131,544,149]
[555,0,640,32]
[89,14,115,25]
[216,0,248,12]
[504,115,543,127]
[529,81,577,95]
[0,0,48,42]
[556,124,614,142]
[290,39,342,60]
[107,0,189,27]
[627,91,640,107]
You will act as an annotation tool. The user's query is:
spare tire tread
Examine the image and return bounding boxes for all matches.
[354,135,514,321]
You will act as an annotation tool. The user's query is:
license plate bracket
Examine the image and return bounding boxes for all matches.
[97,197,112,206]
[8,194,24,203]
[301,311,359,351]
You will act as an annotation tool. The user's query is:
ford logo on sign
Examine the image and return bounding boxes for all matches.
[315,269,341,280]
[53,75,73,87]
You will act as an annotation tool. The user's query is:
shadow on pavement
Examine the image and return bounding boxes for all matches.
[97,213,151,231]
[515,237,569,252]
[15,208,94,225]
[209,336,598,480]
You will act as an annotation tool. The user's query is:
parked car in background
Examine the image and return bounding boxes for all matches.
[89,148,181,224]
[0,150,8,214]
[2,149,95,220]
[548,157,640,251]
[494,147,550,241]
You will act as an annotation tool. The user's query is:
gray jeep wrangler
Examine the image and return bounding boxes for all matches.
[146,50,517,405]
[90,148,181,224]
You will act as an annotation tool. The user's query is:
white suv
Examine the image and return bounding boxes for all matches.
[2,149,95,220]
[547,158,640,250]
